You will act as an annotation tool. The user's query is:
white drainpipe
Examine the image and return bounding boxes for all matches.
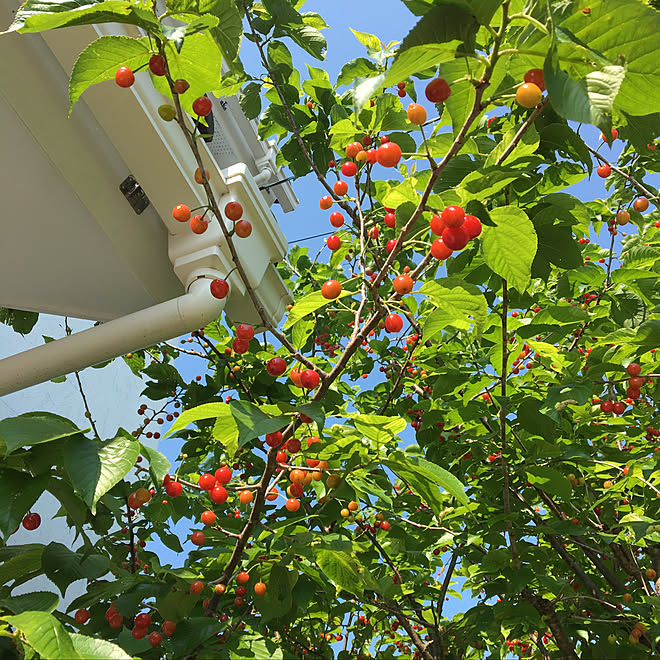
[0,275,226,397]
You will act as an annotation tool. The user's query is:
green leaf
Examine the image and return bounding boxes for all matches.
[0,546,43,586]
[382,42,462,90]
[154,591,198,622]
[229,400,289,448]
[315,548,365,597]
[63,430,139,514]
[42,543,109,597]
[517,398,557,441]
[351,414,406,443]
[0,469,48,540]
[253,563,296,622]
[534,224,583,270]
[283,287,355,328]
[544,46,624,134]
[240,82,262,120]
[168,617,220,657]
[69,634,131,660]
[150,33,224,119]
[2,611,80,660]
[485,124,539,167]
[291,317,315,350]
[0,591,58,614]
[4,0,161,35]
[0,411,82,456]
[0,308,39,334]
[207,0,243,74]
[480,206,537,293]
[381,450,469,515]
[399,4,478,53]
[460,166,524,201]
[558,0,660,116]
[138,444,170,484]
[420,277,489,339]
[526,466,572,501]
[336,57,378,88]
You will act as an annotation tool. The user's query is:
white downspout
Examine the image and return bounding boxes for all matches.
[0,275,226,397]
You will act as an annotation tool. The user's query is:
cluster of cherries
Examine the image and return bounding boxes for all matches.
[429,205,482,258]
[599,363,647,413]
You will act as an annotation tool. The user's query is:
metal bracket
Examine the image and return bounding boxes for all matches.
[259,176,294,191]
[119,175,150,215]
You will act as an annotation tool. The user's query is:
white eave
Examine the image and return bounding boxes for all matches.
[0,0,297,394]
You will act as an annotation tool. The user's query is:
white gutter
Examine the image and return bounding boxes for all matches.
[0,275,226,397]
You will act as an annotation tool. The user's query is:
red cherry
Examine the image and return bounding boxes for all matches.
[192,96,212,117]
[162,620,176,637]
[393,274,414,295]
[74,609,89,624]
[385,313,403,333]
[266,431,283,447]
[148,632,163,647]
[210,279,229,299]
[234,220,252,238]
[626,363,642,377]
[523,68,545,91]
[300,370,320,389]
[327,235,341,251]
[190,580,204,594]
[366,149,378,164]
[430,238,453,260]
[463,214,482,239]
[132,626,148,639]
[345,142,363,159]
[149,54,166,76]
[165,481,183,497]
[232,338,249,354]
[237,571,250,584]
[276,450,288,463]
[380,520,390,531]
[440,205,465,228]
[329,212,345,228]
[612,401,626,415]
[386,239,397,254]
[22,512,41,530]
[189,215,208,234]
[430,215,445,236]
[198,473,216,490]
[215,467,232,484]
[135,613,151,628]
[596,163,611,178]
[341,161,358,177]
[376,142,402,168]
[201,510,217,526]
[191,531,205,546]
[286,498,301,512]
[425,77,451,103]
[334,180,349,196]
[236,324,255,341]
[173,204,191,222]
[442,225,469,251]
[600,400,614,413]
[210,486,228,504]
[108,613,123,629]
[319,196,333,210]
[224,201,243,221]
[384,212,396,228]
[115,67,135,88]
[321,280,342,300]
[173,79,190,94]
[267,357,287,377]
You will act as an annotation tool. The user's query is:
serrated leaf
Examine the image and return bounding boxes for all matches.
[42,543,109,597]
[0,591,58,614]
[315,548,366,597]
[0,411,82,456]
[481,206,537,293]
[70,634,131,659]
[420,277,488,339]
[138,444,170,484]
[63,430,139,514]
[2,611,80,659]
[283,287,355,328]
[4,0,160,35]
[526,466,572,501]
